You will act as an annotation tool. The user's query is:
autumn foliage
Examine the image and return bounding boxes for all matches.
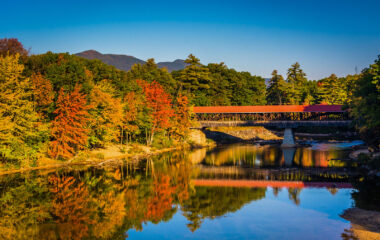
[49,85,91,159]
[0,38,196,164]
[0,54,39,164]
[31,73,53,113]
[137,80,174,144]
[89,80,123,147]
[0,38,28,58]
[121,91,139,144]
[172,94,191,140]
[145,174,176,222]
[49,175,95,240]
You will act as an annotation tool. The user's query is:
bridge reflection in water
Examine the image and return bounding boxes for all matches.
[193,179,353,189]
[191,144,347,168]
[189,144,355,189]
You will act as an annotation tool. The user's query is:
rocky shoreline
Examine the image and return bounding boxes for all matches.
[341,208,380,240]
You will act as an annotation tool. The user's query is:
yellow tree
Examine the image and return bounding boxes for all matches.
[0,54,39,165]
[89,80,123,147]
[121,92,140,145]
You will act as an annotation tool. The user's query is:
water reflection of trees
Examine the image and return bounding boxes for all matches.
[287,188,302,205]
[195,165,352,182]
[0,151,196,239]
[350,177,380,211]
[181,186,266,232]
[202,144,347,168]
[0,148,360,239]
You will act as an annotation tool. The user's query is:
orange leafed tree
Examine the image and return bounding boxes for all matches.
[49,85,91,159]
[137,80,174,145]
[31,73,53,114]
[145,174,176,222]
[49,175,94,240]
[172,94,191,141]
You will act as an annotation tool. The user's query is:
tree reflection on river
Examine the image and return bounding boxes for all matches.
[0,143,376,239]
[200,143,350,168]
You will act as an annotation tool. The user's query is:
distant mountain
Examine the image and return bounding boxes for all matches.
[75,50,145,71]
[157,59,187,72]
[75,50,186,72]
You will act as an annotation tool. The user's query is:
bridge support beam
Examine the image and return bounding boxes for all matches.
[281,128,296,148]
[283,147,296,166]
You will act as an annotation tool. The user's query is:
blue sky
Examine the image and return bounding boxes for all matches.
[2,0,380,79]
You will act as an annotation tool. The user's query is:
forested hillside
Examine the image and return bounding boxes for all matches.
[0,38,379,167]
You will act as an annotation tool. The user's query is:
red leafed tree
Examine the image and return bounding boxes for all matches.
[137,80,174,145]
[31,73,54,114]
[0,38,29,58]
[49,85,91,159]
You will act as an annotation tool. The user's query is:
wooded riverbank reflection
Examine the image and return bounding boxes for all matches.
[199,144,350,168]
[0,144,374,239]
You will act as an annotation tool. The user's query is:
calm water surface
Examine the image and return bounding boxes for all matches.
[0,142,374,240]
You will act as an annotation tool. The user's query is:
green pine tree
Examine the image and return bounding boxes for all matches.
[286,62,307,104]
[318,74,348,104]
[267,70,288,105]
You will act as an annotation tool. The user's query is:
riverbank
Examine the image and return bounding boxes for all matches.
[0,144,176,176]
[341,208,380,240]
[0,129,215,176]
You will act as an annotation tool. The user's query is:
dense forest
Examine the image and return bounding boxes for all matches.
[0,38,379,167]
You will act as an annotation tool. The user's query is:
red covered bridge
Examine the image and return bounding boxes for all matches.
[192,105,352,147]
[193,104,350,123]
[193,104,345,114]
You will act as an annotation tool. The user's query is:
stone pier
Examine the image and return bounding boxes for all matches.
[281,128,296,148]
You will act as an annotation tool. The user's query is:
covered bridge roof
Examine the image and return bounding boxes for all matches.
[193,105,345,114]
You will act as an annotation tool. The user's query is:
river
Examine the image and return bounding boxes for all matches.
[0,141,377,240]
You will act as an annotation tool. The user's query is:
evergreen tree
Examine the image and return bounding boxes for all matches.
[207,63,232,105]
[318,74,348,104]
[206,63,266,106]
[349,55,380,149]
[343,74,359,104]
[127,58,177,95]
[286,62,307,104]
[175,54,212,105]
[266,70,288,105]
